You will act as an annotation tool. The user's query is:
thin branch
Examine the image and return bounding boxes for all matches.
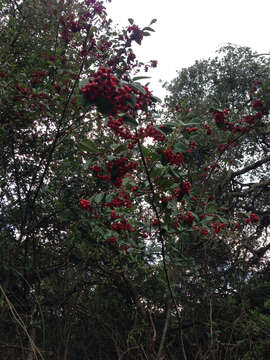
[229,179,270,197]
[0,285,44,360]
[230,154,270,179]
[136,132,187,360]
[156,301,171,360]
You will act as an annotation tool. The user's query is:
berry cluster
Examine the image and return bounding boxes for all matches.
[78,198,91,210]
[184,126,198,134]
[127,25,144,45]
[111,219,136,232]
[106,157,137,188]
[105,191,132,209]
[161,147,184,166]
[128,124,165,149]
[106,236,117,244]
[213,105,267,135]
[245,213,259,224]
[91,157,137,188]
[107,116,132,139]
[81,67,153,117]
[138,124,166,141]
[184,211,195,225]
[212,221,226,234]
[180,182,192,194]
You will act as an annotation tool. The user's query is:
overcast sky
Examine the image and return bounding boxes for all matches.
[106,0,270,99]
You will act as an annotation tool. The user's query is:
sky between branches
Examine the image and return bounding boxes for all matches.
[107,0,270,99]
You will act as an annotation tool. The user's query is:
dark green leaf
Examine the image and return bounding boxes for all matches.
[127,94,137,107]
[122,115,138,128]
[132,76,151,81]
[159,125,174,134]
[114,144,128,153]
[150,166,164,179]
[95,193,104,204]
[78,139,99,153]
[151,95,162,103]
[130,82,146,95]
[79,78,89,89]
[143,27,155,32]
[173,141,188,153]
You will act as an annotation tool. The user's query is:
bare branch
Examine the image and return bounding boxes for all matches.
[230,155,270,179]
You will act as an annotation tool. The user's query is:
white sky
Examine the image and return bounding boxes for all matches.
[106,0,270,99]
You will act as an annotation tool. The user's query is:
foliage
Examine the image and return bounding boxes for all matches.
[1,1,270,360]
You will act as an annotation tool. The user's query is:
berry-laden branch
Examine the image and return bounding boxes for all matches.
[135,129,187,359]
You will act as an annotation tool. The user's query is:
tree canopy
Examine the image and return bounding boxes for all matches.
[1,1,270,360]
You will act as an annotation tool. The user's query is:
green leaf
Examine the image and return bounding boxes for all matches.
[155,178,174,190]
[77,94,91,108]
[185,117,201,125]
[169,167,180,180]
[158,125,174,134]
[150,19,157,25]
[130,82,146,95]
[127,94,137,108]
[153,126,167,138]
[189,211,199,222]
[114,144,128,154]
[122,177,135,187]
[150,166,164,179]
[106,193,114,202]
[88,26,97,38]
[78,139,99,153]
[94,193,104,204]
[173,141,188,153]
[132,76,151,81]
[151,95,162,103]
[141,145,152,157]
[122,115,138,128]
[79,78,89,89]
[143,27,155,32]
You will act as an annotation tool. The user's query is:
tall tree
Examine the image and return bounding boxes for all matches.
[1,1,270,359]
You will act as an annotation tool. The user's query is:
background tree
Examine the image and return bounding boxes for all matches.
[164,44,270,112]
[162,44,270,359]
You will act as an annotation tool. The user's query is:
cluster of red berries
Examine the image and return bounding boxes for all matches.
[106,157,137,188]
[105,191,132,209]
[172,211,195,229]
[107,116,132,140]
[81,67,153,117]
[213,106,266,134]
[184,127,198,134]
[161,147,184,166]
[245,213,259,224]
[204,124,213,135]
[180,182,192,194]
[139,124,166,141]
[78,198,91,210]
[90,166,110,182]
[212,221,226,234]
[31,70,47,85]
[106,236,117,244]
[128,125,165,149]
[111,219,136,232]
[184,211,195,225]
[127,24,144,45]
[91,158,137,188]
[213,109,230,125]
